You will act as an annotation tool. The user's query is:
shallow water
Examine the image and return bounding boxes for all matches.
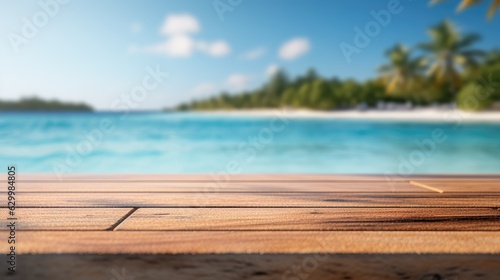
[1,112,499,174]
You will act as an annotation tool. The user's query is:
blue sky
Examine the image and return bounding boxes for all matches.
[0,0,499,110]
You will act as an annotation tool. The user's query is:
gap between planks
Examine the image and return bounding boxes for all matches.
[107,207,139,231]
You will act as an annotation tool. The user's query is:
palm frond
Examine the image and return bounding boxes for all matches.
[419,42,437,52]
[457,0,484,11]
[378,64,394,74]
[456,33,481,49]
[488,0,500,18]
[459,49,486,57]
[432,0,498,18]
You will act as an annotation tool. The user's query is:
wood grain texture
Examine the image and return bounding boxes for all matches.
[8,254,500,280]
[116,208,500,231]
[0,208,133,230]
[4,192,500,208]
[12,181,417,193]
[15,174,500,181]
[2,175,499,257]
[1,231,499,254]
[13,180,500,192]
[18,174,402,181]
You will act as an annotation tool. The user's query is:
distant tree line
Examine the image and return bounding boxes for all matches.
[176,21,500,112]
[0,97,93,111]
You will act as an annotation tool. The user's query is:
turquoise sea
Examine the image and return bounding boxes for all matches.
[1,112,499,174]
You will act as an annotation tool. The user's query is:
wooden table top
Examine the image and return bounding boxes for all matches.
[2,174,500,254]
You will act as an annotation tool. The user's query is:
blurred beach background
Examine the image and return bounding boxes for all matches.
[1,0,499,176]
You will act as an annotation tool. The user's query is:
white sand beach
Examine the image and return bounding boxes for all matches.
[197,108,500,123]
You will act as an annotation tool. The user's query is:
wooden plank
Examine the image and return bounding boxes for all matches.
[2,231,499,254]
[5,193,500,208]
[15,174,500,182]
[0,208,132,230]
[14,180,500,193]
[11,254,500,280]
[116,208,500,231]
[13,181,420,193]
[17,174,398,181]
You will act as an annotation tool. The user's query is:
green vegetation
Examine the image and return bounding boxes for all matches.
[420,21,484,96]
[0,97,93,111]
[177,20,500,112]
[378,44,426,94]
[457,64,500,111]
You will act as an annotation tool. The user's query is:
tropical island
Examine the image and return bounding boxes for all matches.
[176,21,500,112]
[0,97,93,111]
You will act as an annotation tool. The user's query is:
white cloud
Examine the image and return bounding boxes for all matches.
[147,35,195,57]
[279,38,310,60]
[197,40,231,57]
[141,13,230,58]
[226,74,251,90]
[147,38,230,58]
[192,83,217,95]
[266,64,279,76]
[241,47,266,60]
[161,14,200,35]
[131,22,142,33]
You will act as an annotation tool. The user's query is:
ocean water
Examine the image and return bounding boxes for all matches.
[0,112,499,174]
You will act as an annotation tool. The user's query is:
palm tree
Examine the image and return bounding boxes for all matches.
[378,44,426,94]
[431,0,500,19]
[419,20,483,95]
